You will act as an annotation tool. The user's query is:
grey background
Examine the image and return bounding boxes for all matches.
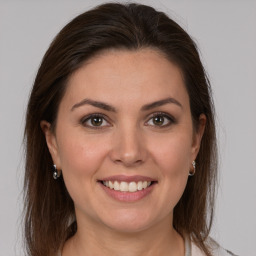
[0,1,255,255]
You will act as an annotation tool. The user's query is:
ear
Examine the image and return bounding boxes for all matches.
[191,114,206,161]
[40,120,61,169]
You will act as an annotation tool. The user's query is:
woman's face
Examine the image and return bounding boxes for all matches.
[43,49,205,233]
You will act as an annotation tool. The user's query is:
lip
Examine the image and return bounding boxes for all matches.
[97,175,157,202]
[98,181,156,202]
[99,175,157,183]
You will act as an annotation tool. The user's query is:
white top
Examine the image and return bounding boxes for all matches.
[58,236,237,256]
[190,237,237,256]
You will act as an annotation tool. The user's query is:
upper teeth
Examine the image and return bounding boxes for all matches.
[102,181,151,192]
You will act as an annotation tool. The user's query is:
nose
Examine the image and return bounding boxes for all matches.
[109,125,147,167]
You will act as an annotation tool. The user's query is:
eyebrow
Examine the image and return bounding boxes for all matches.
[71,98,117,112]
[141,97,183,111]
[71,97,182,112]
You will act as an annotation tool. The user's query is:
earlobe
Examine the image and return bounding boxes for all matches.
[191,114,206,159]
[40,120,61,169]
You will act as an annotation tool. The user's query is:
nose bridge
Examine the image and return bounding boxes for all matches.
[110,122,146,166]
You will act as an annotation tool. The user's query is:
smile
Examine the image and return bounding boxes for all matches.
[102,180,152,192]
[98,175,157,202]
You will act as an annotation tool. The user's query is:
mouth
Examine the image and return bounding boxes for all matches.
[97,175,157,202]
[99,180,157,193]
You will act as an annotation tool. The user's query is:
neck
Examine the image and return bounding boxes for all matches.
[62,214,184,256]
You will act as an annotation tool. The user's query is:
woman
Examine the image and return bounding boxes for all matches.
[23,2,236,256]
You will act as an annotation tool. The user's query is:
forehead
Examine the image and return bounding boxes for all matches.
[62,48,189,109]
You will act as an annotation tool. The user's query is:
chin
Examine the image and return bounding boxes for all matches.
[98,209,161,234]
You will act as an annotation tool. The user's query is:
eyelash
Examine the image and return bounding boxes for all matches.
[146,112,176,128]
[80,112,176,129]
[80,113,110,129]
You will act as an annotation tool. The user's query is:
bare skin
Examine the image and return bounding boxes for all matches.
[63,214,184,256]
[41,48,205,256]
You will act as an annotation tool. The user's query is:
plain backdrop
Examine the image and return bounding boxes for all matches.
[0,1,255,255]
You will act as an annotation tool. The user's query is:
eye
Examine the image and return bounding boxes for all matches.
[81,114,110,128]
[146,112,175,127]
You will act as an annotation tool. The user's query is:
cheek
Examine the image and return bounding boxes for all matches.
[159,141,190,190]
[56,133,111,209]
[149,133,192,205]
[150,133,192,175]
[56,131,109,180]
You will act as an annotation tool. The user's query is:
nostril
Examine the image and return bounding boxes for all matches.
[113,158,144,167]
[109,138,146,166]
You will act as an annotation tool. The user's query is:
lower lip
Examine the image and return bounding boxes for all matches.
[99,182,155,202]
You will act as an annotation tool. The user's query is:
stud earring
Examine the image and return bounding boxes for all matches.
[53,164,61,180]
[189,160,196,176]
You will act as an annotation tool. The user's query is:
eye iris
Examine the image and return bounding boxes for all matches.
[91,117,103,126]
[153,116,164,125]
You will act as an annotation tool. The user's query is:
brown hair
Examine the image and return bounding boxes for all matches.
[24,3,217,256]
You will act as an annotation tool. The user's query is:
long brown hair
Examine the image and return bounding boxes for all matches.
[24,3,217,256]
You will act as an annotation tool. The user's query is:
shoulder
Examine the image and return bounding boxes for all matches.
[190,237,238,256]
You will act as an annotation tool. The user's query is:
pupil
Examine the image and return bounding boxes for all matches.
[153,116,164,125]
[92,117,103,126]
